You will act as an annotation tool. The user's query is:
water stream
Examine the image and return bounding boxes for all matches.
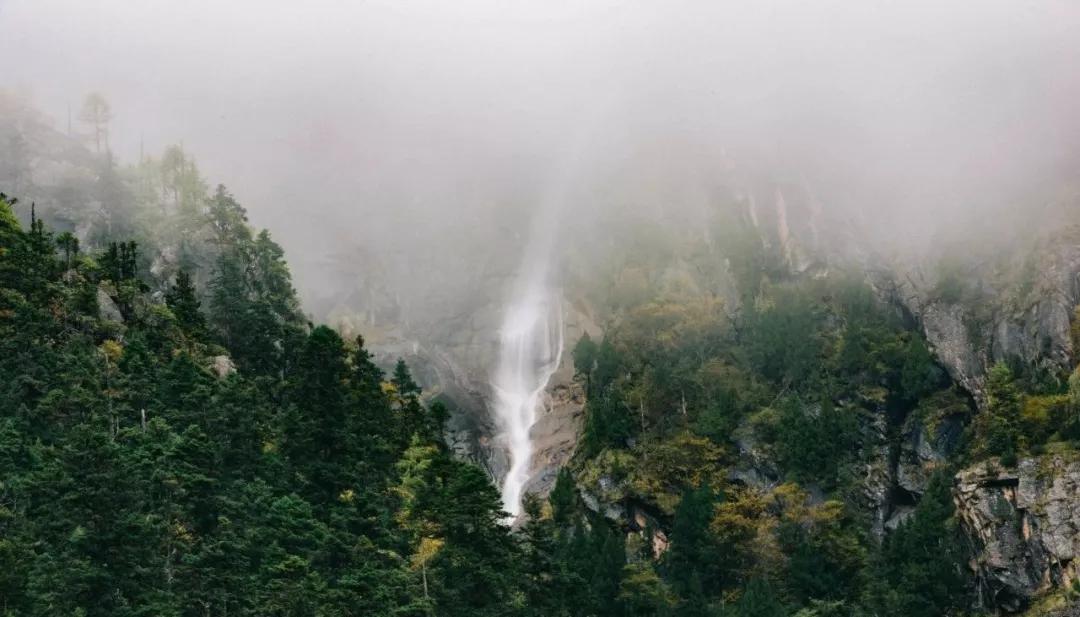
[490,116,605,517]
[492,284,563,517]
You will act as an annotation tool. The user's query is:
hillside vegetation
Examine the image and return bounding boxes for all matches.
[4,92,1080,616]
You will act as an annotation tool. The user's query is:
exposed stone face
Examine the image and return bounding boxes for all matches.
[862,233,1080,612]
[860,410,892,540]
[523,379,585,497]
[954,456,1080,613]
[730,418,780,491]
[580,485,627,523]
[1045,602,1080,617]
[896,409,965,497]
[97,285,124,323]
[521,298,599,497]
[883,505,915,532]
[886,238,1080,410]
[210,355,237,379]
[348,282,598,491]
[920,302,989,404]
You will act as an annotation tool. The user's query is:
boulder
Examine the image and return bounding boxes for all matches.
[97,286,123,323]
[211,355,237,378]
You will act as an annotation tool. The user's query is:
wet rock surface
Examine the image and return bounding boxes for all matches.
[860,411,893,540]
[523,379,585,497]
[920,302,989,403]
[521,298,599,496]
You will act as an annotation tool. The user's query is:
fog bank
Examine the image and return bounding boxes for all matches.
[3,1,1080,303]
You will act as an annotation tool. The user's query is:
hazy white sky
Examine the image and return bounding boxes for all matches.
[3,0,1080,294]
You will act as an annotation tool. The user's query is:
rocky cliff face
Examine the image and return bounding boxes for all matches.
[747,195,1080,613]
[522,365,586,496]
[955,455,1080,613]
[896,404,967,499]
[879,233,1080,614]
[872,234,1080,613]
[881,233,1080,408]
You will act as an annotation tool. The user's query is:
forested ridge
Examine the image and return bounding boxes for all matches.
[555,189,1080,616]
[4,91,1080,617]
[0,187,524,615]
[0,184,989,616]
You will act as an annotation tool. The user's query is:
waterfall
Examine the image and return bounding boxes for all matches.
[492,238,564,518]
[491,115,605,517]
[491,169,587,518]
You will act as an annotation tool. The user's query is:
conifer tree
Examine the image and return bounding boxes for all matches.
[735,578,787,617]
[665,485,722,595]
[165,269,206,336]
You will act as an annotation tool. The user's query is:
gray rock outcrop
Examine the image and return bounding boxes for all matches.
[210,355,237,379]
[954,455,1080,613]
[884,236,1080,408]
[97,285,124,323]
[896,407,966,497]
[520,298,599,497]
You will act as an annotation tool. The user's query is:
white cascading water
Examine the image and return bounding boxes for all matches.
[492,115,603,517]
[492,282,563,517]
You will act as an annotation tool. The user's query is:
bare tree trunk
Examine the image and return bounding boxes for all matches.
[639,399,645,434]
[422,562,429,600]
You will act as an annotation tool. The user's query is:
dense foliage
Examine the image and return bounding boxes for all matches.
[0,182,992,616]
[6,93,1080,616]
[0,192,517,616]
[558,199,997,616]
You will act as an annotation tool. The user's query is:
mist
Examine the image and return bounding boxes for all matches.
[3,0,1080,305]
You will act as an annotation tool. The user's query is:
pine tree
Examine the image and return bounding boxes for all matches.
[55,232,79,270]
[549,468,577,525]
[865,472,967,617]
[79,92,112,153]
[588,521,627,617]
[284,326,353,500]
[573,332,598,394]
[207,188,303,375]
[665,485,722,596]
[735,578,786,617]
[392,359,429,444]
[974,362,1022,464]
[165,270,206,337]
[619,562,674,617]
[0,194,27,290]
